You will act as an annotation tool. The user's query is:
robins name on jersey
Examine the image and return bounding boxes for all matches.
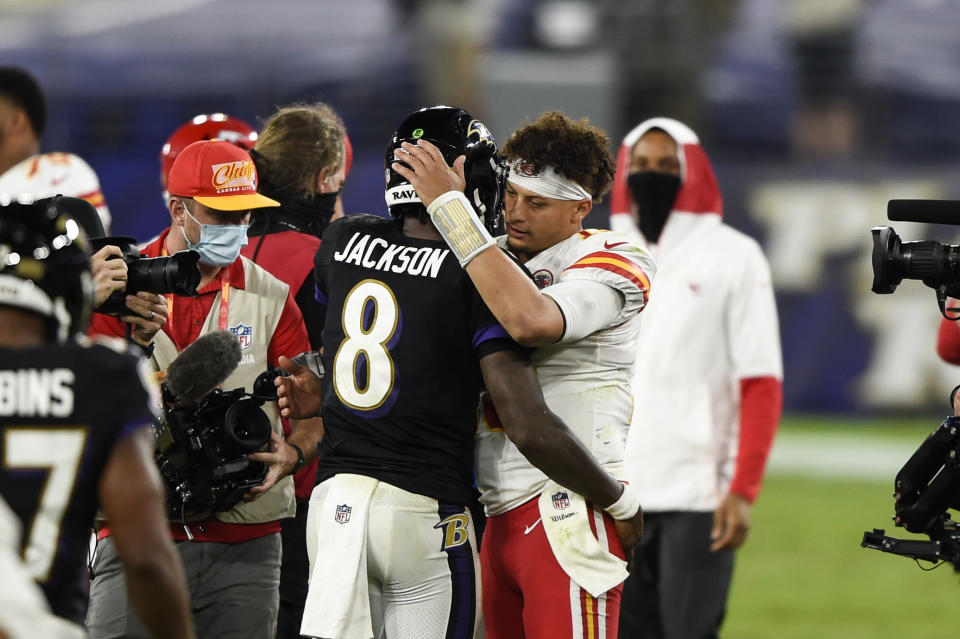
[0,368,74,417]
[333,231,450,279]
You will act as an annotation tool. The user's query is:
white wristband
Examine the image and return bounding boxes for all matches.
[426,190,495,267]
[606,483,642,520]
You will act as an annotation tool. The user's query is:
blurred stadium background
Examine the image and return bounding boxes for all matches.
[4,0,960,634]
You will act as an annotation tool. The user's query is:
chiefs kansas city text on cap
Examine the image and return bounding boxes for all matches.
[167,139,279,211]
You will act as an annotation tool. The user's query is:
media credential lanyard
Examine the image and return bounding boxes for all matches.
[161,245,231,347]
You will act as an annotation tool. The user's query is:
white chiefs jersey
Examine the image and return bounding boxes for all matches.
[476,229,657,516]
[0,153,111,233]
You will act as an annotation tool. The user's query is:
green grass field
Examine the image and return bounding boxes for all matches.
[723,415,959,639]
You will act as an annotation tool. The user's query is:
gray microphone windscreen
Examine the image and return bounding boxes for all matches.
[165,330,242,404]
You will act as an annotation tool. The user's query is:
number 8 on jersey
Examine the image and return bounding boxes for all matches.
[333,279,399,411]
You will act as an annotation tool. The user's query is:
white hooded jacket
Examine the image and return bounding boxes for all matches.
[610,118,783,511]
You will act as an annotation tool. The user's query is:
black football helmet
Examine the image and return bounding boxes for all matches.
[385,105,506,233]
[0,195,94,342]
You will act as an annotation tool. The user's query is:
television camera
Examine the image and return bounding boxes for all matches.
[871,199,960,318]
[152,330,280,522]
[864,199,960,568]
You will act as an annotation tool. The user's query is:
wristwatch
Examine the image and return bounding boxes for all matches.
[289,443,305,475]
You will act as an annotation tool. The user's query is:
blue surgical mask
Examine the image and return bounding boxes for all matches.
[181,205,249,267]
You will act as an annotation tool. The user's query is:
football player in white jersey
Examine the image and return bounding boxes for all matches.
[393,111,654,639]
[0,67,111,233]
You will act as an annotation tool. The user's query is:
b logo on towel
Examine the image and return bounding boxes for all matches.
[335,504,352,524]
[552,492,570,510]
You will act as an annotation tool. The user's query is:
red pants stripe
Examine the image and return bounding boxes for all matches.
[480,496,624,639]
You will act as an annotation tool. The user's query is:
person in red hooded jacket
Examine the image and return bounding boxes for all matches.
[609,118,783,639]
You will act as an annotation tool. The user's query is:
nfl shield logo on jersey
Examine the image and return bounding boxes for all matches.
[335,504,352,524]
[230,323,253,350]
[552,492,570,510]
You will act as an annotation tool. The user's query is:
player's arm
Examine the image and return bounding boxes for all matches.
[453,241,564,346]
[479,348,643,549]
[392,140,564,346]
[98,427,197,639]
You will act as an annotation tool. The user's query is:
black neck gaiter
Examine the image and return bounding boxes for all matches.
[626,171,681,244]
[250,190,338,239]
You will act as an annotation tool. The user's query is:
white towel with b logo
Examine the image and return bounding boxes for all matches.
[538,481,629,597]
[301,473,379,639]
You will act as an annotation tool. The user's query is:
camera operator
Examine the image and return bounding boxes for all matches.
[86,140,323,639]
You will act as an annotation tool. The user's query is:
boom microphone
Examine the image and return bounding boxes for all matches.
[165,330,242,404]
[887,199,960,225]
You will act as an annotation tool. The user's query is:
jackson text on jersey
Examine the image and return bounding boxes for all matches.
[333,232,450,279]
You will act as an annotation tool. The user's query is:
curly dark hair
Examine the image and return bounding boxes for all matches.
[501,111,615,202]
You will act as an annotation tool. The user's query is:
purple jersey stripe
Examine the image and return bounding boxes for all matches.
[472,324,510,349]
[314,286,328,306]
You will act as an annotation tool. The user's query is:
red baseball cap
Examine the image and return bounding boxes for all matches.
[167,140,279,211]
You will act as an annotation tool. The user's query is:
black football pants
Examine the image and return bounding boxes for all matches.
[618,512,735,639]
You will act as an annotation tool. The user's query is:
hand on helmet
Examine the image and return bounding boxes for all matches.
[391,140,466,208]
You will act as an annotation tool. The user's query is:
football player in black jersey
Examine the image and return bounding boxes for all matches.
[277,107,640,639]
[0,196,196,638]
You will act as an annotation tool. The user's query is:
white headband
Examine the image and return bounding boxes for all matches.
[507,160,592,202]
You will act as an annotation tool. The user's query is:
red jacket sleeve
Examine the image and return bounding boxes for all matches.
[729,376,783,503]
[88,312,128,339]
[267,289,311,368]
[937,317,960,364]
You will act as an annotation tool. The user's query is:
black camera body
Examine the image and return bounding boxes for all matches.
[154,369,280,522]
[90,236,201,316]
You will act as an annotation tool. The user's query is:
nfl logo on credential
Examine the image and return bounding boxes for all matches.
[335,504,352,524]
[230,323,253,350]
[552,492,570,510]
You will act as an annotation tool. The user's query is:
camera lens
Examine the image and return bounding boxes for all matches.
[127,250,201,296]
[222,399,272,453]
